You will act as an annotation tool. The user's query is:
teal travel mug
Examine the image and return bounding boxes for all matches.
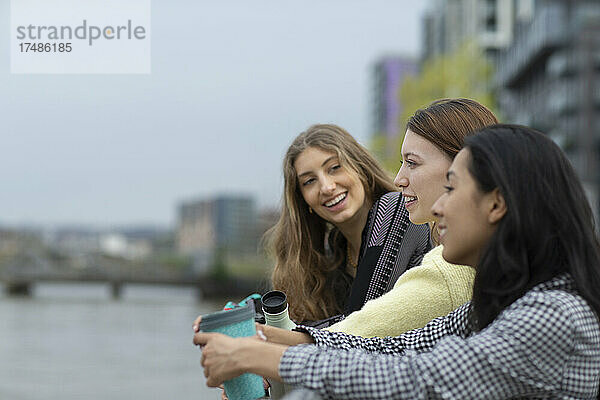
[198,304,264,400]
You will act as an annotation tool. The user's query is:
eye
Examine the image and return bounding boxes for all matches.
[302,177,316,186]
[443,185,454,193]
[330,164,341,173]
[404,160,417,168]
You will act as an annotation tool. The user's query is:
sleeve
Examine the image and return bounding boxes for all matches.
[326,257,460,337]
[295,302,470,355]
[280,295,578,400]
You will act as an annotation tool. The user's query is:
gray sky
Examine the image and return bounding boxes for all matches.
[1,0,427,227]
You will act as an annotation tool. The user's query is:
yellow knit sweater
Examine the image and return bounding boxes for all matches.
[326,245,475,338]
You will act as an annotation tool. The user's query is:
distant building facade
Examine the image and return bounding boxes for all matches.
[371,56,418,157]
[495,0,600,221]
[177,195,258,272]
[422,0,535,61]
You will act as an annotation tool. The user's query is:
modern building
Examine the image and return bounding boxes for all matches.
[371,56,418,157]
[422,0,535,62]
[177,195,258,272]
[495,0,600,221]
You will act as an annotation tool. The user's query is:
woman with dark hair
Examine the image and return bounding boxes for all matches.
[195,124,600,399]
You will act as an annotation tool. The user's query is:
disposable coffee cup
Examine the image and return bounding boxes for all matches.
[198,304,264,400]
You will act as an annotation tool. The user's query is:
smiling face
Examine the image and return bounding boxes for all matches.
[431,149,504,267]
[294,146,369,228]
[394,129,453,225]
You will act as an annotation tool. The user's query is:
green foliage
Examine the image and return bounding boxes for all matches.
[157,252,192,270]
[375,40,499,169]
[369,133,401,173]
[210,246,229,281]
[226,253,272,281]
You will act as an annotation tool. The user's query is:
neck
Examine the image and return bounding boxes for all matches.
[428,221,439,246]
[337,200,372,259]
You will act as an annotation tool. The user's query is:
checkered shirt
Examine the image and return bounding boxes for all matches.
[279,274,600,399]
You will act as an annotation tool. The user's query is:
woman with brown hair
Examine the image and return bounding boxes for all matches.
[195,124,600,399]
[265,123,430,323]
[324,98,499,336]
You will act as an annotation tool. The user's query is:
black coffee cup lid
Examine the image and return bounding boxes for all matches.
[261,290,287,314]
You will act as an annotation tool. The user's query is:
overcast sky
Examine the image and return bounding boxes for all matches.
[1,0,428,228]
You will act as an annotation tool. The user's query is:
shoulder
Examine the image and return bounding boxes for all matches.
[371,191,403,212]
[393,246,474,307]
[515,274,599,325]
[422,246,475,284]
[393,248,456,289]
[392,247,471,286]
[497,274,600,346]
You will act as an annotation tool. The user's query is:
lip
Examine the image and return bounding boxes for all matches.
[437,224,447,241]
[322,191,348,212]
[403,194,418,209]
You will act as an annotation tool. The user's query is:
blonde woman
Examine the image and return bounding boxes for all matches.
[266,124,430,323]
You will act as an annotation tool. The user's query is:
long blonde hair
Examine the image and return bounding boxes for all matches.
[265,124,396,322]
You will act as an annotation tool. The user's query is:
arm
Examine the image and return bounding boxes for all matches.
[259,323,314,346]
[297,302,470,355]
[280,295,581,399]
[326,254,474,337]
[193,302,468,389]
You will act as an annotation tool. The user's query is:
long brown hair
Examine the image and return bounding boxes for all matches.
[406,98,499,244]
[265,124,396,322]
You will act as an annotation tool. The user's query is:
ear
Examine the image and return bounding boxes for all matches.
[487,188,507,224]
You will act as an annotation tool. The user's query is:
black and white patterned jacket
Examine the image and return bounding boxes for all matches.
[345,192,431,315]
[281,273,600,399]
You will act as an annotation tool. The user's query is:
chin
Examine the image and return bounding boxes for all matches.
[408,215,428,226]
[441,247,460,265]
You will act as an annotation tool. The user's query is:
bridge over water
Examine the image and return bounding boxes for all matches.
[0,250,263,299]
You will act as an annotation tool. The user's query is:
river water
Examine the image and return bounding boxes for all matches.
[0,283,226,400]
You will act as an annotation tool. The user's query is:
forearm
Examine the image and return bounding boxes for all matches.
[280,297,581,399]
[240,340,289,381]
[260,324,314,346]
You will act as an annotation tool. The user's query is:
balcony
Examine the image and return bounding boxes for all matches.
[495,3,567,88]
[547,77,579,115]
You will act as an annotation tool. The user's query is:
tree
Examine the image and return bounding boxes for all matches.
[373,41,499,170]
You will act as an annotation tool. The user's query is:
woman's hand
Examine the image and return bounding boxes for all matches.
[193,332,254,386]
[192,315,202,333]
[194,331,288,387]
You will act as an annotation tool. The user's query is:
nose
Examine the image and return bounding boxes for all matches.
[431,193,445,219]
[320,176,336,194]
[394,165,408,189]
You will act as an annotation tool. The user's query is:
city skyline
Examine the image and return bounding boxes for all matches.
[1,0,427,227]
